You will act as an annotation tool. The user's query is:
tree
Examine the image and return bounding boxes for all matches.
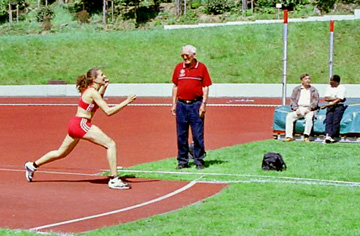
[0,0,28,24]
[175,0,187,17]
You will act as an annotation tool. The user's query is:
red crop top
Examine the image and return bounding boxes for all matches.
[78,87,99,112]
[78,97,99,112]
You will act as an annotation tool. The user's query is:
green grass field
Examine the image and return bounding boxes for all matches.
[1,20,360,85]
[2,140,360,235]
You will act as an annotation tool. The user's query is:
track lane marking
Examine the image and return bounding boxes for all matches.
[2,167,360,187]
[0,168,360,186]
[29,180,198,232]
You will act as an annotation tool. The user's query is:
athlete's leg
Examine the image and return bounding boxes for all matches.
[35,135,80,167]
[83,125,118,176]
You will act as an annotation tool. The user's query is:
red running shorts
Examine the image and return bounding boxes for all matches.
[67,116,92,138]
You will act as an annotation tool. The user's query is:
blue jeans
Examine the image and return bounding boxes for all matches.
[176,101,205,165]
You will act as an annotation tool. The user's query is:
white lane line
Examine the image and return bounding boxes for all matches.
[197,179,360,187]
[3,167,360,187]
[116,169,360,186]
[0,168,98,177]
[29,180,198,232]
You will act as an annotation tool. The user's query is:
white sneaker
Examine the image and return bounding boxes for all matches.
[108,176,131,190]
[324,136,335,144]
[25,162,36,182]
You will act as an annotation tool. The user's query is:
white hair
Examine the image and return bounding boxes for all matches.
[182,45,197,54]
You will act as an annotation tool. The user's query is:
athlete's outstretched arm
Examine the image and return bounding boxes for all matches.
[92,90,136,116]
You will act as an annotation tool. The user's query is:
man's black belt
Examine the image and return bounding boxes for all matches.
[178,97,202,104]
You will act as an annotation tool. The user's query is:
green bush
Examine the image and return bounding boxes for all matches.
[36,6,55,22]
[255,0,275,8]
[190,0,202,9]
[177,10,198,23]
[255,0,311,10]
[205,0,233,15]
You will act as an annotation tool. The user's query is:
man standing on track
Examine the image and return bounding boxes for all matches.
[171,45,212,170]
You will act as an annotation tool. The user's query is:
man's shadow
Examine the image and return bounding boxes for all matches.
[204,160,227,168]
[187,159,227,168]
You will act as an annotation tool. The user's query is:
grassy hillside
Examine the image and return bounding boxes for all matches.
[0,20,359,85]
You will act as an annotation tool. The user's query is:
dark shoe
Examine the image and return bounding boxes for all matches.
[196,164,204,170]
[176,164,189,169]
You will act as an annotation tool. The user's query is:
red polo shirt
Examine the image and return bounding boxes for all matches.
[172,60,212,100]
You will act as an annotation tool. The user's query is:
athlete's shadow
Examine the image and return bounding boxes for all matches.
[34,177,160,185]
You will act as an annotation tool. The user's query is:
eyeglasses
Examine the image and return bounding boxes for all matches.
[181,54,192,59]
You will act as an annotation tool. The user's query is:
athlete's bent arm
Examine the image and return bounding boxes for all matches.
[92,90,136,116]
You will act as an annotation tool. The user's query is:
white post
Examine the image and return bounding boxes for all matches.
[282,10,288,106]
[329,20,334,80]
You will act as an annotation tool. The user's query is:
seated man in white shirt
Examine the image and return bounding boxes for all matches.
[321,74,346,143]
[285,74,319,142]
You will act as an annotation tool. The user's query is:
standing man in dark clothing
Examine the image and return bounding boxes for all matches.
[171,45,212,170]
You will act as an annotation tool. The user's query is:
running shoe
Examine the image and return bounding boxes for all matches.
[25,162,36,182]
[108,176,131,190]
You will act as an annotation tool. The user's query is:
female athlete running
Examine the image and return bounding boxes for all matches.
[25,68,136,189]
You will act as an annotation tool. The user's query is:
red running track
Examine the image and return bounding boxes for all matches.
[0,97,277,234]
